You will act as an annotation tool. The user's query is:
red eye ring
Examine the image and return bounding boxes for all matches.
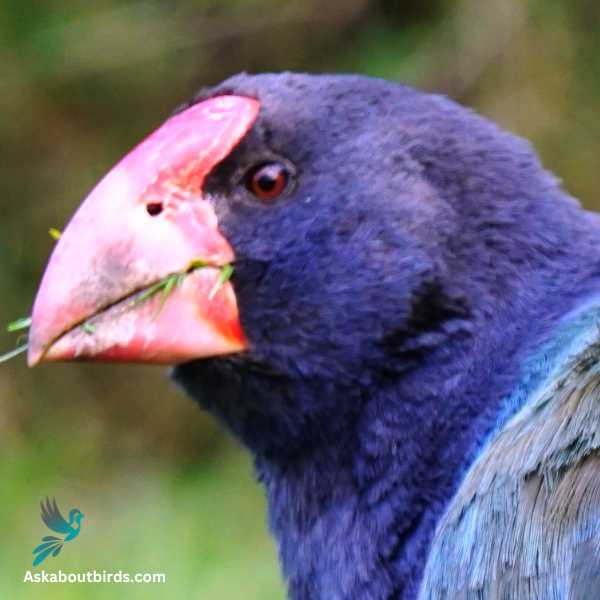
[246,162,289,201]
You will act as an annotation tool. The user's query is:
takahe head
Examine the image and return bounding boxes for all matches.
[27,73,600,598]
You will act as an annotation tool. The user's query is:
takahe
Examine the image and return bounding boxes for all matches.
[28,73,600,599]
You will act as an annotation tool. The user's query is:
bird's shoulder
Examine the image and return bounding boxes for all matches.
[419,333,600,599]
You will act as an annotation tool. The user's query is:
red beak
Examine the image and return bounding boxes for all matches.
[28,95,260,366]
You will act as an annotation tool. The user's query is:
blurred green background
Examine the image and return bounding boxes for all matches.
[2,0,600,597]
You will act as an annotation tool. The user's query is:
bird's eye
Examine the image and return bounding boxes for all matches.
[245,162,289,201]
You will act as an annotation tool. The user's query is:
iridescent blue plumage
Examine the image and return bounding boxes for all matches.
[166,73,600,599]
[420,301,600,598]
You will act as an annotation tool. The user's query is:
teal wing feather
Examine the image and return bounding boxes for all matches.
[419,340,600,599]
[33,539,61,554]
[40,497,71,534]
[32,539,63,566]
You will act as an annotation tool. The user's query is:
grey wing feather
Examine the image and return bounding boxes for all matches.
[571,539,600,599]
[419,341,600,599]
[40,497,71,534]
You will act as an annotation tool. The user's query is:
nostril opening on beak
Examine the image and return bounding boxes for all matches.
[146,202,163,216]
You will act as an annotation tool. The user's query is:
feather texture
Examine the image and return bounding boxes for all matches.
[172,73,600,598]
[420,311,600,599]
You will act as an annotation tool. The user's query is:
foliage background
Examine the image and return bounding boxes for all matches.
[2,1,599,597]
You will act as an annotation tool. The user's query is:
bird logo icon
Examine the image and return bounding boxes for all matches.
[32,497,84,567]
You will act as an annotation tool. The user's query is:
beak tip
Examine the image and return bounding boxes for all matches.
[27,344,43,368]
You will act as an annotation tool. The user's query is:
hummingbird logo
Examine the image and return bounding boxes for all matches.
[32,497,84,567]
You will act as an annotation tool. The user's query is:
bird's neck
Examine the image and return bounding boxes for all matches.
[256,384,451,600]
[254,295,600,600]
[174,240,600,599]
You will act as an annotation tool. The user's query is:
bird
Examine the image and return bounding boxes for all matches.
[32,497,84,566]
[25,73,600,598]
